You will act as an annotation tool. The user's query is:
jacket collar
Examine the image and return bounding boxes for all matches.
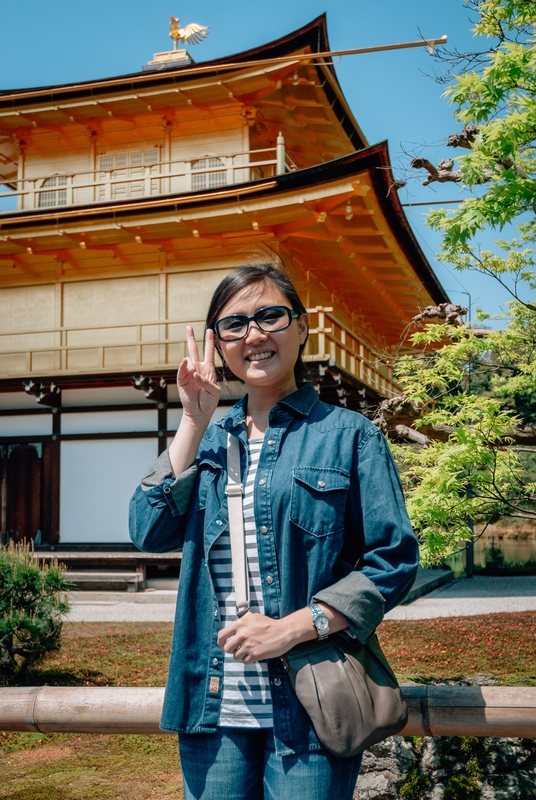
[217,382,319,433]
[277,382,319,417]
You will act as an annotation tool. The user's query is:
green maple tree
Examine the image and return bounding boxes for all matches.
[391,0,536,562]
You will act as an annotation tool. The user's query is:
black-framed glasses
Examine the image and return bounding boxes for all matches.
[213,305,300,342]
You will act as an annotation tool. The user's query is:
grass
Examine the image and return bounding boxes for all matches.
[1,613,535,799]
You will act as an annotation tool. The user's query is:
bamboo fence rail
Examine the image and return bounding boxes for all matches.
[1,686,535,738]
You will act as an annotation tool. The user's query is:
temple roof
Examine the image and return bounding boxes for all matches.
[0,15,366,188]
[0,16,449,353]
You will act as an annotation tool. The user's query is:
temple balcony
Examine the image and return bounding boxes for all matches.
[0,303,397,401]
[0,139,295,214]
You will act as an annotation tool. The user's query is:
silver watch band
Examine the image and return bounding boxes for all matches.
[309,602,330,640]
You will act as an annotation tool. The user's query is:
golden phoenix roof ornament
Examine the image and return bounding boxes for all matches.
[169,16,210,50]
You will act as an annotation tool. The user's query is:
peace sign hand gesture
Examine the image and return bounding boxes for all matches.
[177,326,221,425]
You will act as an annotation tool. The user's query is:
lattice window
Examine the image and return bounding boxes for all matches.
[191,157,227,191]
[98,150,160,200]
[38,176,67,208]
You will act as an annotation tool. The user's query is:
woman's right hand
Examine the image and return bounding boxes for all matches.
[177,326,221,424]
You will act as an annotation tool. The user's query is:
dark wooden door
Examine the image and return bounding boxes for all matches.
[0,448,7,544]
[6,444,41,543]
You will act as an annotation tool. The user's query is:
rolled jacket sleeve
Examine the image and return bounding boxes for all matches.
[141,450,198,517]
[140,449,174,487]
[312,571,385,643]
[313,427,418,642]
[129,450,198,552]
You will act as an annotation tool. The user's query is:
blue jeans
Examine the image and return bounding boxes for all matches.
[178,728,362,800]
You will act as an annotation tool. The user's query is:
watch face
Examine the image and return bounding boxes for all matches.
[316,616,329,631]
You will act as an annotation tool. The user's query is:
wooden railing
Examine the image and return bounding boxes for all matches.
[1,309,400,396]
[0,317,205,377]
[2,685,535,737]
[306,306,398,397]
[0,141,297,212]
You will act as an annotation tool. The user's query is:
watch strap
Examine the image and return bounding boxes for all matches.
[309,602,330,640]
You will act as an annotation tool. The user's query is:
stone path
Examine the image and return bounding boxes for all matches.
[385,575,536,620]
[66,576,536,623]
[67,590,176,623]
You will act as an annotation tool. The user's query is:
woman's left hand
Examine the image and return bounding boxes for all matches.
[217,612,295,664]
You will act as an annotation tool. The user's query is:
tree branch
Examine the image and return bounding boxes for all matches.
[412,125,531,186]
[410,157,463,185]
[412,303,468,325]
[393,424,430,445]
[446,125,480,149]
[373,393,536,447]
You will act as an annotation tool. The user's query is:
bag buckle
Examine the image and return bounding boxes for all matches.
[225,484,243,496]
[236,602,251,618]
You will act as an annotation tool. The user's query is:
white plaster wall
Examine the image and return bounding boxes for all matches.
[60,438,158,543]
[62,387,154,407]
[61,409,157,435]
[0,392,41,410]
[0,414,52,436]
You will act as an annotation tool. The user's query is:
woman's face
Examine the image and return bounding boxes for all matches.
[215,280,308,394]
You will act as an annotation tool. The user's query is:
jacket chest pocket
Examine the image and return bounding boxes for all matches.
[290,467,350,538]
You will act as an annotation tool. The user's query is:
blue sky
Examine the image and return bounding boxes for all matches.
[1,0,529,325]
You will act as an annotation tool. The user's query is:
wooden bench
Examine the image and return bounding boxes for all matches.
[65,571,145,593]
[33,550,182,593]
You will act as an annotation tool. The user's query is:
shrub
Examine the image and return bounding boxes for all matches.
[0,542,71,685]
[442,773,481,800]
[400,767,429,799]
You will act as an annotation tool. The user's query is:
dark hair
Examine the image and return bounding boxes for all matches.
[206,262,309,382]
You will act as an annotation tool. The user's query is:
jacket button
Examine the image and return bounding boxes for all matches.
[260,526,268,534]
[163,486,170,493]
[212,658,219,666]
[216,519,223,525]
[268,440,275,446]
[259,478,266,485]
[274,678,282,687]
[266,576,274,584]
[317,480,326,487]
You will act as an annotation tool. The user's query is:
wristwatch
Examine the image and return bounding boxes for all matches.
[309,602,330,640]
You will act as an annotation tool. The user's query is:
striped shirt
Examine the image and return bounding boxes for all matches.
[210,437,273,728]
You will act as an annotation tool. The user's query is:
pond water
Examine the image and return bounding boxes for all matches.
[444,532,536,578]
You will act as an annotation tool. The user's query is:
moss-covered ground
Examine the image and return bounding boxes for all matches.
[0,733,180,799]
[1,613,534,799]
[379,611,536,685]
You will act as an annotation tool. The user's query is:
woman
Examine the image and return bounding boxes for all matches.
[129,259,419,800]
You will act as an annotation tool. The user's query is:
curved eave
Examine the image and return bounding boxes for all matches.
[365,141,449,306]
[0,142,447,305]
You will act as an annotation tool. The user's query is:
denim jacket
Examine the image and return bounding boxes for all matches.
[129,382,418,755]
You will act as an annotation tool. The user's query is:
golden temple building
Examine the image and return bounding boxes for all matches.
[0,15,448,551]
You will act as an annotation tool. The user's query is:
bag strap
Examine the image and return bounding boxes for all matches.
[226,433,250,617]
